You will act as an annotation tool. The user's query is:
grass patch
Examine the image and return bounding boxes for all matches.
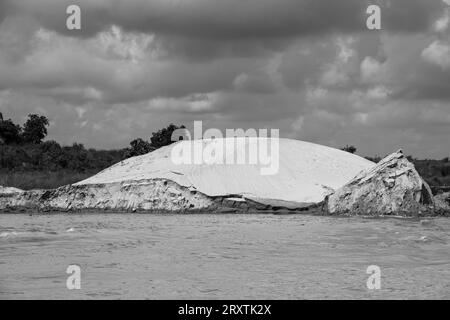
[0,170,100,190]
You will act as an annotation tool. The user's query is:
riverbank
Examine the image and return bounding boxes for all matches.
[1,182,448,217]
[0,179,325,215]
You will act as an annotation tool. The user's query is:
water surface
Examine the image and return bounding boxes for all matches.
[0,213,449,299]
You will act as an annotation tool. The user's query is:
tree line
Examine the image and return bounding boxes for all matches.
[0,113,184,172]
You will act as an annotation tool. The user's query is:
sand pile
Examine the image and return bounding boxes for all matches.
[77,138,374,204]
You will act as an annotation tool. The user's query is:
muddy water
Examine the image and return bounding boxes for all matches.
[0,213,449,299]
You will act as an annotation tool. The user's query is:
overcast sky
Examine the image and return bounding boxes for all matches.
[1,0,449,158]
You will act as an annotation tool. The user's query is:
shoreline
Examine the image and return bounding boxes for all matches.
[1,198,448,217]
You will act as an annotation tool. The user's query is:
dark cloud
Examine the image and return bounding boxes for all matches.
[4,0,446,39]
[1,0,450,158]
[382,0,444,32]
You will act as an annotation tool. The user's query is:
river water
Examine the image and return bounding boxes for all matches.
[0,213,449,299]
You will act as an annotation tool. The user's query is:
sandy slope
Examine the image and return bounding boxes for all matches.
[0,186,23,194]
[76,138,374,204]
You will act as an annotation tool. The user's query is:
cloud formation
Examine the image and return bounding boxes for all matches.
[0,0,449,158]
[3,0,444,38]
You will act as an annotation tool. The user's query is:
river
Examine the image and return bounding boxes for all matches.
[0,213,449,299]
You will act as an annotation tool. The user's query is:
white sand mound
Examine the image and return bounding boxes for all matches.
[0,186,23,194]
[76,138,375,203]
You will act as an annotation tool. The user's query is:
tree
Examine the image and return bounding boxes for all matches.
[123,124,186,159]
[40,140,64,170]
[149,124,185,149]
[21,114,49,144]
[125,138,154,158]
[341,145,357,154]
[0,119,22,144]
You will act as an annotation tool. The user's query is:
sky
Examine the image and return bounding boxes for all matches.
[0,0,449,158]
